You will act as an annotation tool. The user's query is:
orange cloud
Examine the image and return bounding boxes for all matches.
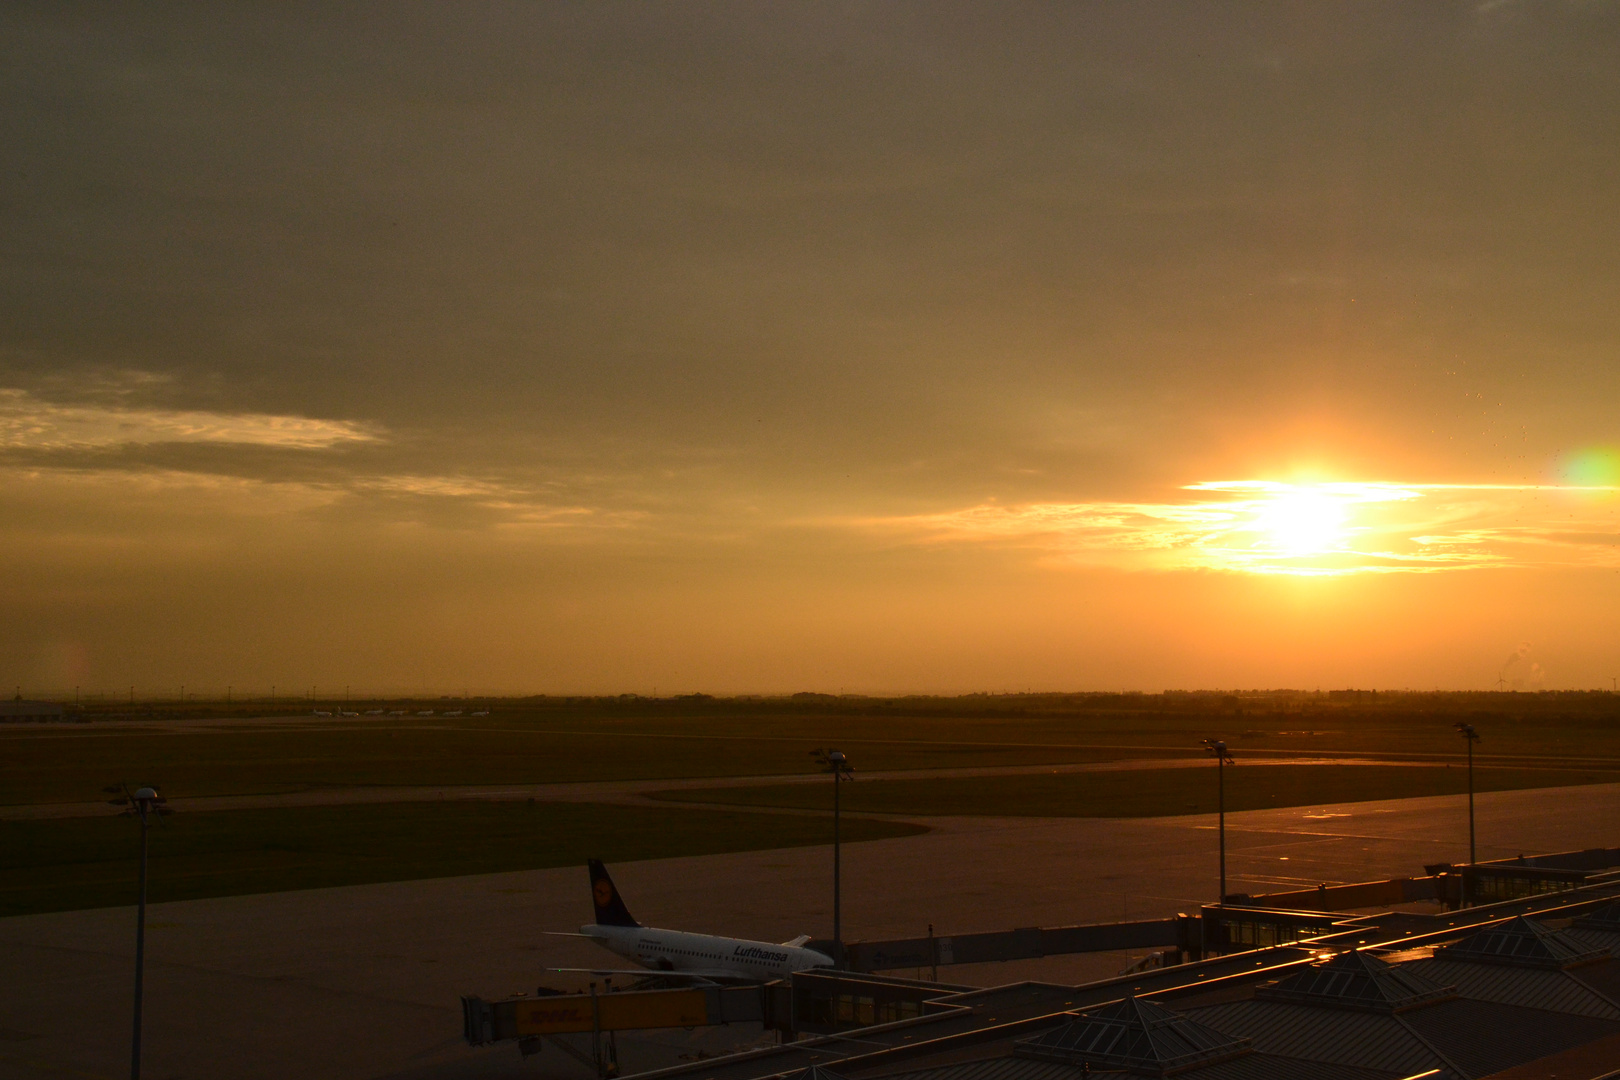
[849,481,1620,576]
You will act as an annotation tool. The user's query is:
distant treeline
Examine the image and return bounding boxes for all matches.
[49,687,1620,724]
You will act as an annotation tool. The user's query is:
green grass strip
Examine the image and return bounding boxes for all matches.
[0,801,923,918]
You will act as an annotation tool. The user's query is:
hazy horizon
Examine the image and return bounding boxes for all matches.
[4,4,1618,695]
[24,684,1618,707]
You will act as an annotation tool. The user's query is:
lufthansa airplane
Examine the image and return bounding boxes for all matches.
[549,860,835,984]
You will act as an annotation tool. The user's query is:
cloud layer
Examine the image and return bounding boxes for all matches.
[0,388,377,450]
[3,5,1620,691]
[854,481,1620,575]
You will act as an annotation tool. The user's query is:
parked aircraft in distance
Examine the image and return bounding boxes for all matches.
[339,709,359,716]
[364,708,385,715]
[471,709,490,716]
[442,709,463,717]
[389,709,407,715]
[548,860,833,985]
[312,709,332,717]
[416,709,434,716]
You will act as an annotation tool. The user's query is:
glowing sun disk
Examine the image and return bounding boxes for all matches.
[1252,489,1349,555]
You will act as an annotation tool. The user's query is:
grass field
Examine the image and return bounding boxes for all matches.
[8,692,1620,807]
[649,763,1620,818]
[6,694,1620,916]
[0,801,924,917]
[0,719,1168,806]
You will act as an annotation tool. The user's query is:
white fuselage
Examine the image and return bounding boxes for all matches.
[581,923,833,981]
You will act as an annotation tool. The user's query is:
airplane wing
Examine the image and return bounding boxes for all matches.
[540,931,600,938]
[779,934,812,948]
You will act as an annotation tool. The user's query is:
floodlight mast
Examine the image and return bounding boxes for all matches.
[812,749,854,967]
[1204,740,1234,904]
[1455,722,1481,903]
[108,784,170,1080]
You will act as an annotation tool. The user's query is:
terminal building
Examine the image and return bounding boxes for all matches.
[468,846,1620,1079]
[0,698,64,722]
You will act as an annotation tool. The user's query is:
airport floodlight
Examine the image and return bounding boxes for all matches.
[811,749,854,966]
[1203,740,1235,904]
[107,784,171,1080]
[1455,723,1482,897]
[812,748,853,779]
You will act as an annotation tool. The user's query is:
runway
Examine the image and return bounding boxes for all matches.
[2,782,1616,1080]
[8,753,1604,821]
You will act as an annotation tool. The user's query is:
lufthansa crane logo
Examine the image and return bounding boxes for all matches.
[593,879,614,907]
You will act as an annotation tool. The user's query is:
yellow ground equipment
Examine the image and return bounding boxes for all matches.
[462,982,777,1044]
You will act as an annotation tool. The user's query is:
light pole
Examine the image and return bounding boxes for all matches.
[812,749,854,967]
[1455,722,1480,903]
[107,784,170,1080]
[1204,739,1234,904]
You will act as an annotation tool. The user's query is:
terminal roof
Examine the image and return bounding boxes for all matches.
[1435,915,1609,969]
[1254,950,1453,1013]
[1014,996,1252,1075]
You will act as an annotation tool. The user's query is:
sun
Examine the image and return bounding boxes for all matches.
[1252,487,1348,556]
[1184,479,1424,573]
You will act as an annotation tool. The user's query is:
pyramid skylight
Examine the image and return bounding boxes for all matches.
[1256,949,1454,1013]
[1015,996,1251,1076]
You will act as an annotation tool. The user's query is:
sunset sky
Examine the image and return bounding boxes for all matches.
[3,3,1618,695]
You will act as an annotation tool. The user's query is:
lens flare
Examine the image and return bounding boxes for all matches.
[1562,448,1620,487]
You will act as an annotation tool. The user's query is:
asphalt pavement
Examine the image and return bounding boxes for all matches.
[1,781,1616,1080]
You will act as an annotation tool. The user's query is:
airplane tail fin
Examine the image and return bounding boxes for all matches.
[588,859,640,927]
